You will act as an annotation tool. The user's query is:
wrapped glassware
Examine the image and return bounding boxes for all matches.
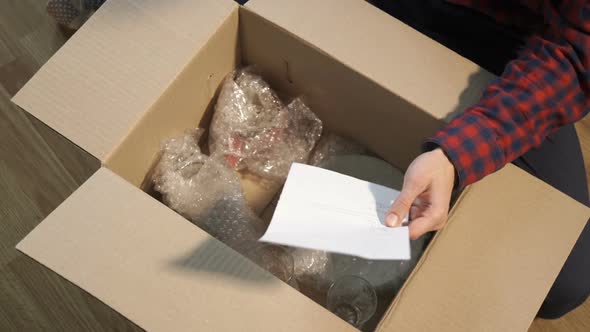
[309,132,369,167]
[246,244,299,289]
[327,276,378,329]
[152,129,209,219]
[152,130,264,251]
[209,68,323,182]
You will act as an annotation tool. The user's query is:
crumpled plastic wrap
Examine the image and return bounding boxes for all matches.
[309,132,369,167]
[152,129,209,217]
[188,160,264,250]
[292,248,331,281]
[209,68,323,181]
[153,130,263,250]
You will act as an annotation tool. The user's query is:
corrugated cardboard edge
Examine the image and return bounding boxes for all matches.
[16,167,356,332]
[377,165,590,331]
[105,7,241,187]
[12,0,238,162]
[376,184,474,326]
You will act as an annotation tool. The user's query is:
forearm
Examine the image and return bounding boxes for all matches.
[428,1,590,188]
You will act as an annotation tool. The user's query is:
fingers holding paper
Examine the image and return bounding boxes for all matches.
[385,148,456,240]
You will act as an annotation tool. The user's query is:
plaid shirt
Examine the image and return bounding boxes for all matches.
[46,0,106,29]
[429,0,590,189]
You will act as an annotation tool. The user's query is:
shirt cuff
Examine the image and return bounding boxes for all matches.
[422,112,506,189]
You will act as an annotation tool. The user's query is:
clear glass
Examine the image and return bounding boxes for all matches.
[326,276,378,328]
[246,244,297,288]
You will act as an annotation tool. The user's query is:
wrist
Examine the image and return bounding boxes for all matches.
[433,148,457,188]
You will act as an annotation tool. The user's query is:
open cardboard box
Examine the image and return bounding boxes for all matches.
[11,0,590,331]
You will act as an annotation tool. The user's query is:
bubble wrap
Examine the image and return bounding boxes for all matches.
[309,132,369,167]
[153,130,263,251]
[292,248,331,281]
[189,160,264,250]
[153,129,209,217]
[209,68,323,181]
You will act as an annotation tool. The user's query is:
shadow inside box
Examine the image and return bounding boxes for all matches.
[157,174,276,283]
[169,236,278,284]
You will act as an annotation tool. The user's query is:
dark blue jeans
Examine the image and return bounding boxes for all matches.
[370,0,590,319]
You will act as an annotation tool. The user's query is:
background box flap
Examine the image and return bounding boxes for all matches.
[16,168,354,332]
[246,0,496,123]
[12,0,237,162]
[378,164,590,332]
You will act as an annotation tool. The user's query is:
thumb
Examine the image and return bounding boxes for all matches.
[386,182,421,227]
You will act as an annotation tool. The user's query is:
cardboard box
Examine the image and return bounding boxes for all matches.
[12,0,590,331]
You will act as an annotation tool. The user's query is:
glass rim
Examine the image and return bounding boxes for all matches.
[247,244,295,283]
[327,275,378,325]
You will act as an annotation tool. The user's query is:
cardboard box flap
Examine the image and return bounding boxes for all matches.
[378,164,590,332]
[246,0,496,123]
[12,0,237,162]
[16,168,354,332]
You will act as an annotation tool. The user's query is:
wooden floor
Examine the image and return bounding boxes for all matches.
[0,1,588,331]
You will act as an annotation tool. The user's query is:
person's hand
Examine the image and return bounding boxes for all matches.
[385,148,455,240]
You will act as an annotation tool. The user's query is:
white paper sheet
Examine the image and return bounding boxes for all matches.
[260,163,410,260]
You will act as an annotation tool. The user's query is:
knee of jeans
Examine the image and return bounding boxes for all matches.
[538,283,590,319]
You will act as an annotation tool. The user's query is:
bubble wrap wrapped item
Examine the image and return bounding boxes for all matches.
[292,249,331,282]
[309,132,369,167]
[209,68,323,181]
[188,159,265,250]
[153,129,209,217]
[153,130,263,250]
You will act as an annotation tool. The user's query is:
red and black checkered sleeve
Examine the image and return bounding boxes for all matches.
[428,0,590,189]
